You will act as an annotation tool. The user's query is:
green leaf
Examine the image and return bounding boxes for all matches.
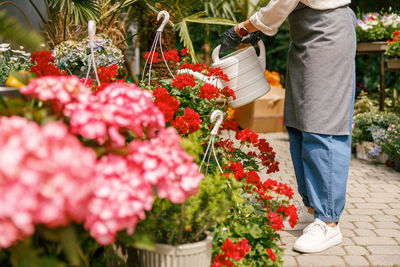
[60,225,81,266]
[40,257,67,267]
[117,231,155,251]
[248,223,263,239]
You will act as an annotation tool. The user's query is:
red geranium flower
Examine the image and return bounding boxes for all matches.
[171,74,196,90]
[144,51,159,63]
[163,49,180,63]
[171,108,201,134]
[153,86,180,122]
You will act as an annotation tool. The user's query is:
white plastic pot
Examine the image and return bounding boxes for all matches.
[136,233,213,267]
[211,40,270,108]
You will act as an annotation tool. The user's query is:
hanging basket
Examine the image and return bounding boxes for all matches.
[356,41,388,53]
[387,58,400,71]
[136,233,213,267]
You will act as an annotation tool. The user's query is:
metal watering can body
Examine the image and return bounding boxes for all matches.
[178,40,270,108]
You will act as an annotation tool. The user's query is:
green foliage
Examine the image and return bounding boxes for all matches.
[0,10,43,51]
[385,33,400,58]
[0,224,110,267]
[379,123,400,157]
[353,91,379,116]
[211,201,283,267]
[135,170,241,245]
[352,111,399,144]
[47,0,101,25]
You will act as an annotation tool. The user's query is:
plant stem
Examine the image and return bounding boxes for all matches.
[28,0,47,25]
[0,96,8,108]
[177,203,185,244]
[189,220,214,243]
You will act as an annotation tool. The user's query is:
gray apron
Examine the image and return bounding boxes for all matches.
[283,3,356,135]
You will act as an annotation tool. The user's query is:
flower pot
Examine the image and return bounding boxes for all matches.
[394,153,400,172]
[355,141,388,164]
[0,85,21,97]
[136,233,213,267]
[387,59,400,71]
[356,41,388,53]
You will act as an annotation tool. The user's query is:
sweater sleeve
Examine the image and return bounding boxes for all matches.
[249,0,300,36]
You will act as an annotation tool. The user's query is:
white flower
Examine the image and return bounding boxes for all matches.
[0,43,10,49]
[359,24,373,31]
[0,48,9,53]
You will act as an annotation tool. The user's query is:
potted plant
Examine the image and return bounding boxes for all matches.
[385,30,400,70]
[379,124,400,171]
[356,12,400,52]
[352,111,399,163]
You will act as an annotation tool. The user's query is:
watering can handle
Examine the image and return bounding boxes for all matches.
[212,40,266,70]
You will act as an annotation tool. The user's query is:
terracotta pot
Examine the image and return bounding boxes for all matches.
[136,233,213,267]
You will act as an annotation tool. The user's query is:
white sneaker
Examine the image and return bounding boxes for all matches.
[284,205,314,230]
[293,219,342,253]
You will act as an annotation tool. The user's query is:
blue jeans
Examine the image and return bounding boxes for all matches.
[287,127,352,222]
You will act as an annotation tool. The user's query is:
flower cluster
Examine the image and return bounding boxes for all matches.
[30,51,65,77]
[152,86,180,122]
[0,43,31,84]
[385,30,400,58]
[84,154,154,245]
[356,12,400,42]
[379,124,400,157]
[127,128,203,203]
[82,64,122,92]
[20,75,90,106]
[171,73,196,89]
[53,34,124,74]
[212,238,251,267]
[171,107,201,135]
[0,116,97,248]
[65,83,165,147]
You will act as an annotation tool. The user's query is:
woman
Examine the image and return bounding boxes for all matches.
[219,0,356,253]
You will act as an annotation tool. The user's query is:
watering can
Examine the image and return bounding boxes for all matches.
[178,40,270,108]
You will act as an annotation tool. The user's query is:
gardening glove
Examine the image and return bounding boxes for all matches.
[220,27,263,53]
[241,31,263,46]
[219,27,241,54]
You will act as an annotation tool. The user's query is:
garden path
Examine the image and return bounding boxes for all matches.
[260,132,400,267]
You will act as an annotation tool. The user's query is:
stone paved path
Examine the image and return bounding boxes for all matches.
[259,132,400,267]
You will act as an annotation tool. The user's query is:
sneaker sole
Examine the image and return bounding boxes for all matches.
[293,233,343,253]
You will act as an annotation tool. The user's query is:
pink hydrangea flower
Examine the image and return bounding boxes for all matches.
[65,83,165,147]
[127,128,203,203]
[0,116,97,248]
[85,154,154,245]
[20,76,91,107]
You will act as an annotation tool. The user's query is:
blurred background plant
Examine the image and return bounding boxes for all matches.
[0,43,31,84]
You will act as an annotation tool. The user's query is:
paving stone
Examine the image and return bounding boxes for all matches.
[367,192,400,198]
[367,245,400,255]
[341,215,373,222]
[373,221,400,229]
[374,228,400,237]
[389,203,400,209]
[344,246,369,256]
[317,246,346,256]
[352,222,374,229]
[346,208,383,215]
[345,197,365,203]
[372,214,399,222]
[365,197,395,203]
[341,228,355,237]
[348,192,370,198]
[353,229,376,236]
[282,255,297,267]
[339,221,355,229]
[366,255,400,266]
[354,203,390,209]
[343,256,370,266]
[383,208,400,216]
[342,237,355,246]
[352,236,397,245]
[296,255,345,266]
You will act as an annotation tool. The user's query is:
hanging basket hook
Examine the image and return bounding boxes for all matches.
[157,10,170,32]
[210,110,224,136]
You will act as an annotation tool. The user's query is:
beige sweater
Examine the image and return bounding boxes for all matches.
[249,0,351,36]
